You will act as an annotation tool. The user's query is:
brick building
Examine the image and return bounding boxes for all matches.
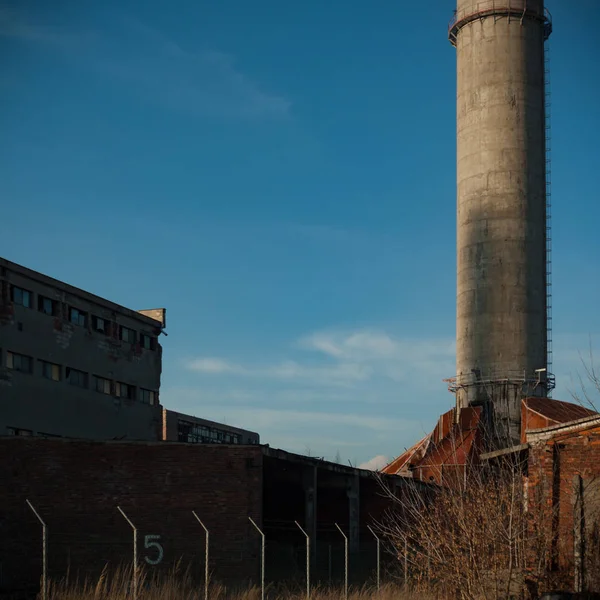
[383,396,600,593]
[526,413,600,592]
[0,437,415,595]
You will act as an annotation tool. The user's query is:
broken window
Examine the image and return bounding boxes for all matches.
[66,367,88,388]
[92,315,110,334]
[40,360,61,381]
[120,326,136,344]
[140,388,157,405]
[69,307,87,327]
[94,375,111,395]
[176,419,241,444]
[38,295,57,316]
[116,381,135,399]
[139,333,156,350]
[6,351,32,373]
[11,286,32,308]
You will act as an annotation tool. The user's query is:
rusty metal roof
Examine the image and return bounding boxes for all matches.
[523,397,597,425]
[382,406,483,477]
[381,434,431,476]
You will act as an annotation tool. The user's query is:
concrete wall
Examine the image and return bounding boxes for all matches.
[0,258,164,441]
[163,409,260,445]
[453,0,549,444]
[261,450,415,585]
[0,438,263,592]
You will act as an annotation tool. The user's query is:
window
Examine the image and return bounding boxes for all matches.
[7,351,32,373]
[11,286,32,308]
[116,381,135,399]
[92,315,110,334]
[120,326,136,344]
[140,388,157,405]
[38,295,57,316]
[69,307,87,327]
[66,367,88,388]
[40,360,61,381]
[94,375,111,395]
[176,419,241,444]
[7,427,33,436]
[139,333,156,350]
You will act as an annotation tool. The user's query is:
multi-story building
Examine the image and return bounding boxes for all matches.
[163,409,260,445]
[0,257,166,440]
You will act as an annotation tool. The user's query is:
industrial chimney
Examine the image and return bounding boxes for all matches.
[449,0,554,446]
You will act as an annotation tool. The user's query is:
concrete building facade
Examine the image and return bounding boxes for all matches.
[449,0,553,445]
[0,257,165,441]
[162,408,260,445]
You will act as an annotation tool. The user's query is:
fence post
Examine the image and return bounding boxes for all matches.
[573,474,584,593]
[192,511,210,600]
[367,525,380,591]
[117,506,138,600]
[404,538,408,585]
[328,544,332,587]
[295,521,310,600]
[249,517,265,600]
[26,500,47,600]
[335,523,348,600]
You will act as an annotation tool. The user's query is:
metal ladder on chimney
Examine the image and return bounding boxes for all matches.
[544,38,553,392]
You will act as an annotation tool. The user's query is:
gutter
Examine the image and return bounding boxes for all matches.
[526,414,600,443]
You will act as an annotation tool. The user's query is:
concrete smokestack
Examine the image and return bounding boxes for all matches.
[449,0,553,445]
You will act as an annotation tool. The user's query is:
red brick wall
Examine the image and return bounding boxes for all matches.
[527,423,600,590]
[0,438,263,592]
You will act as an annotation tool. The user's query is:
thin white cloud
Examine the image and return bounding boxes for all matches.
[358,455,389,471]
[185,328,455,390]
[101,18,290,119]
[176,327,456,461]
[0,8,93,46]
[300,330,399,360]
[185,356,371,386]
[0,11,290,120]
[187,358,237,374]
[159,400,419,438]
[298,329,455,387]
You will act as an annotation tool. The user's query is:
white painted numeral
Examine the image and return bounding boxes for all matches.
[144,534,164,565]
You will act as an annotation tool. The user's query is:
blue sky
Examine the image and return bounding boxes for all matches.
[1,1,599,467]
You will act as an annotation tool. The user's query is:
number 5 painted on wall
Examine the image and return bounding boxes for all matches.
[144,534,164,565]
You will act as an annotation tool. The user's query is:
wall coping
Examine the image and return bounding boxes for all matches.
[526,414,600,443]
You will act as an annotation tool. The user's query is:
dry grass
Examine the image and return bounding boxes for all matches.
[46,566,423,600]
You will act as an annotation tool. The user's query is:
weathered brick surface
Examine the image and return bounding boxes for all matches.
[0,438,263,592]
[528,423,600,591]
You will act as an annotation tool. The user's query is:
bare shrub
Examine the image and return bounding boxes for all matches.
[378,454,556,600]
